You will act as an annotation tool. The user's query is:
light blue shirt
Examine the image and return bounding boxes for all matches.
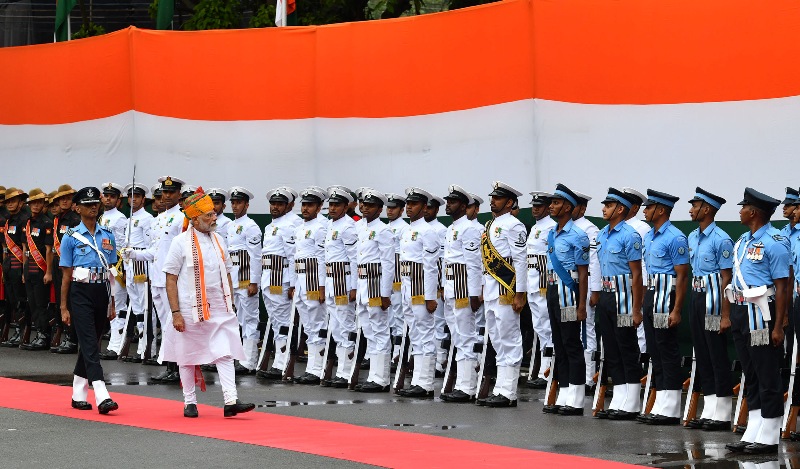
[597,221,642,277]
[688,222,734,276]
[732,223,790,289]
[781,222,799,240]
[59,221,117,269]
[792,229,800,285]
[546,219,590,271]
[643,220,689,275]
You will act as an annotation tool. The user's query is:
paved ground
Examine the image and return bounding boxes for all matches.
[0,345,797,468]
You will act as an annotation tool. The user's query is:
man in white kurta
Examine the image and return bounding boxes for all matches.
[162,189,254,418]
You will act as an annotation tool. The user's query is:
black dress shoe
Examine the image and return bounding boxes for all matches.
[441,389,473,403]
[23,334,49,351]
[184,404,199,418]
[725,441,751,452]
[234,362,253,375]
[585,385,597,396]
[161,371,181,384]
[609,410,639,421]
[320,378,334,387]
[743,443,778,454]
[542,405,562,414]
[257,367,283,380]
[636,413,655,423]
[99,350,118,360]
[143,358,160,366]
[646,415,680,426]
[55,341,78,354]
[331,377,349,388]
[224,399,255,417]
[558,406,584,416]
[98,399,119,414]
[476,394,495,406]
[400,385,434,398]
[129,354,143,364]
[702,420,731,432]
[200,364,217,372]
[357,381,389,393]
[485,394,517,408]
[294,373,321,385]
[71,400,92,410]
[149,369,170,382]
[790,431,800,441]
[594,409,609,419]
[686,418,707,429]
[526,377,547,389]
[2,330,21,347]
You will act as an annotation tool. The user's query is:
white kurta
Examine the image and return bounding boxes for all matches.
[161,229,245,365]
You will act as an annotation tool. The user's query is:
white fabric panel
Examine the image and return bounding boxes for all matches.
[1,96,798,219]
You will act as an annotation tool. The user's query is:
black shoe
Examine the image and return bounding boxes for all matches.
[320,378,334,387]
[200,364,217,372]
[149,369,171,383]
[441,389,473,403]
[476,394,495,406]
[257,367,283,380]
[161,371,181,384]
[55,341,78,354]
[609,410,639,421]
[98,398,119,414]
[99,350,118,360]
[294,373,322,385]
[594,409,609,419]
[128,354,143,364]
[184,403,199,418]
[686,418,708,429]
[558,406,584,416]
[485,394,517,408]
[542,405,562,414]
[224,399,255,417]
[725,441,751,453]
[357,381,389,393]
[143,358,160,366]
[791,431,800,441]
[585,385,597,396]
[527,378,547,389]
[0,330,19,348]
[400,385,434,398]
[331,377,349,389]
[702,420,731,432]
[71,400,92,410]
[743,443,778,454]
[636,413,655,423]
[234,362,253,375]
[22,334,49,351]
[646,415,680,426]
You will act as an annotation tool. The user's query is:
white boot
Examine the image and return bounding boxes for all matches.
[566,384,585,409]
[712,395,732,423]
[492,366,520,401]
[584,350,596,386]
[107,318,124,354]
[608,384,627,411]
[661,390,682,418]
[410,354,436,391]
[754,415,780,446]
[622,383,642,413]
[650,390,664,416]
[741,409,763,443]
[336,346,354,379]
[555,385,568,406]
[72,375,89,402]
[455,359,478,396]
[699,394,716,421]
[273,338,288,371]
[240,338,254,369]
[539,355,552,380]
[91,380,111,406]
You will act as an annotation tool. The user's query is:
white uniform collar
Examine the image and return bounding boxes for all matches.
[233,214,250,223]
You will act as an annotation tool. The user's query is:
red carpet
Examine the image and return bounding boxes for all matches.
[0,377,641,468]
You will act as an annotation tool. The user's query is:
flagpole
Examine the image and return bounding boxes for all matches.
[67,13,71,40]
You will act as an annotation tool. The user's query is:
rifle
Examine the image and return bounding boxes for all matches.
[142,280,155,361]
[255,315,274,376]
[48,283,61,349]
[320,325,336,384]
[783,336,799,439]
[732,360,747,433]
[591,345,606,416]
[475,326,497,402]
[281,293,300,380]
[543,346,557,406]
[527,335,540,382]
[348,317,367,390]
[440,326,456,395]
[682,350,700,426]
[19,301,31,347]
[641,353,655,415]
[392,321,411,394]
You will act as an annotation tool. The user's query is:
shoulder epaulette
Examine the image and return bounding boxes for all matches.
[773,234,784,241]
[65,228,75,237]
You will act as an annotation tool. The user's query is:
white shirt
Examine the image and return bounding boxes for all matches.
[215,214,232,243]
[574,216,602,293]
[526,215,557,292]
[99,207,128,247]
[482,212,528,301]
[627,217,650,285]
[261,212,302,287]
[227,214,262,285]
[294,216,327,287]
[400,218,440,301]
[324,215,358,292]
[357,218,395,300]
[125,208,153,249]
[387,217,410,255]
[444,215,483,298]
[133,203,184,287]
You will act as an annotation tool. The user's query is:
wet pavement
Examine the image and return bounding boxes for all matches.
[2,345,800,467]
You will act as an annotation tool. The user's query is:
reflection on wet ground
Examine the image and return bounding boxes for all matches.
[642,442,800,468]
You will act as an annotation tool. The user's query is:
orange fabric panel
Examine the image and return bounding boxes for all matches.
[0,29,132,125]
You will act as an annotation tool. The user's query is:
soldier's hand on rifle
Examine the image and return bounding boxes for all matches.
[718,316,731,334]
[318,287,325,304]
[668,309,681,328]
[248,283,258,297]
[287,286,294,300]
[426,299,437,313]
[381,296,391,311]
[349,289,356,303]
[511,292,526,313]
[470,296,481,312]
[61,307,71,327]
[772,326,785,348]
[173,312,186,333]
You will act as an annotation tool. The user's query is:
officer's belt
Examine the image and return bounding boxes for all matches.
[358,263,383,306]
[129,248,148,284]
[72,267,108,284]
[445,262,470,308]
[731,286,775,306]
[399,260,425,304]
[393,252,401,291]
[326,261,350,304]
[231,249,251,288]
[262,254,286,293]
[296,258,321,300]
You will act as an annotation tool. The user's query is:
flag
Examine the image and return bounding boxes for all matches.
[54,0,77,42]
[275,0,296,27]
[156,0,175,30]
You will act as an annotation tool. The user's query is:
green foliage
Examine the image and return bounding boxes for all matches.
[183,0,243,30]
[71,22,106,39]
[149,0,160,21]
[250,3,276,27]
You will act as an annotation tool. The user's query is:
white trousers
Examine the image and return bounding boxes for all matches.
[442,297,479,362]
[234,287,260,340]
[261,282,291,340]
[326,296,356,350]
[180,355,238,405]
[356,302,391,355]
[484,298,522,367]
[402,278,435,357]
[389,287,404,337]
[151,286,172,361]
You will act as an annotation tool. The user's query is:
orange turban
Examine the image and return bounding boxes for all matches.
[182,187,214,231]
